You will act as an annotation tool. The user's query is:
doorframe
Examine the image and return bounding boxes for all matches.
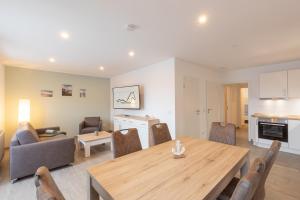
[222,82,252,142]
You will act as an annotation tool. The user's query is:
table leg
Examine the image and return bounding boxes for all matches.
[87,175,99,200]
[240,155,250,177]
[85,144,91,157]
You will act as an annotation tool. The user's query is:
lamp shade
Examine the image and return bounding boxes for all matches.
[18,99,30,123]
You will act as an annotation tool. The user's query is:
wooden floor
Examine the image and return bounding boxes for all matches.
[0,128,299,200]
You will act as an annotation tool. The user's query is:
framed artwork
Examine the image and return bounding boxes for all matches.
[113,85,140,109]
[41,90,53,97]
[62,84,72,96]
[80,89,86,98]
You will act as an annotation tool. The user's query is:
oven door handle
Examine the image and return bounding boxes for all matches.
[259,122,286,127]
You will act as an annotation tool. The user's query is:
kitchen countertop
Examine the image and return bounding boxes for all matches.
[252,113,300,120]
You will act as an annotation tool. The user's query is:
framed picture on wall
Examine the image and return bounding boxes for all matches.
[62,84,72,96]
[80,89,86,98]
[41,90,53,97]
[113,85,140,109]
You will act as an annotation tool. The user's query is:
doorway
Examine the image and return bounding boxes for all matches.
[224,83,249,146]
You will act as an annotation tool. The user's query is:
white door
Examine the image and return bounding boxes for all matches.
[182,77,202,138]
[206,81,222,135]
[260,71,287,98]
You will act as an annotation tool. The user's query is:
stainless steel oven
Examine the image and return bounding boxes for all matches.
[258,118,288,142]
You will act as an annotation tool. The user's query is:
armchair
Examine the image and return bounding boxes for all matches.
[79,117,102,134]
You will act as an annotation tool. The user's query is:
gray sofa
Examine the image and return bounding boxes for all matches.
[10,122,75,181]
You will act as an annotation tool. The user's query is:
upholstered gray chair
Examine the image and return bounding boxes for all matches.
[230,158,266,200]
[253,140,281,200]
[218,140,281,200]
[112,128,142,158]
[150,123,172,146]
[209,122,236,145]
[79,117,102,134]
[35,166,65,200]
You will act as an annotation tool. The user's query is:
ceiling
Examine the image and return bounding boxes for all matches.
[0,0,300,77]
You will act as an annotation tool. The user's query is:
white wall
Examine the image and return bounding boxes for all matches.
[175,58,222,137]
[223,60,300,139]
[0,64,4,132]
[111,58,176,138]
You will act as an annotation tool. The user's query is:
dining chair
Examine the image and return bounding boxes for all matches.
[253,140,281,200]
[218,140,281,200]
[150,123,172,146]
[230,158,266,200]
[209,122,236,145]
[112,128,142,158]
[35,166,65,200]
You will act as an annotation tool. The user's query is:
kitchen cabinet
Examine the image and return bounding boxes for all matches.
[113,115,159,149]
[288,120,300,150]
[259,71,287,99]
[288,69,300,98]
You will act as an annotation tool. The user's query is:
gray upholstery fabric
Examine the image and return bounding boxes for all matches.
[218,141,281,200]
[252,141,281,200]
[10,123,75,181]
[35,166,65,200]
[209,122,236,145]
[16,122,40,144]
[80,127,99,134]
[230,158,266,200]
[112,128,142,158]
[150,123,172,146]
[79,117,102,134]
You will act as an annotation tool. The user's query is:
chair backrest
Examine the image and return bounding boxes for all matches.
[35,166,65,200]
[253,140,281,200]
[112,128,142,158]
[150,123,172,146]
[209,122,236,145]
[230,158,266,200]
[84,117,100,127]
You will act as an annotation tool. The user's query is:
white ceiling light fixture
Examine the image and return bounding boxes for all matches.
[49,57,56,63]
[60,31,70,39]
[128,51,135,57]
[99,66,104,71]
[198,14,208,24]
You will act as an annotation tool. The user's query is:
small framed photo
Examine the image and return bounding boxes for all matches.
[62,84,72,96]
[41,90,53,97]
[80,89,86,98]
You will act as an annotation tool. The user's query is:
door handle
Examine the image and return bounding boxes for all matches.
[196,110,201,115]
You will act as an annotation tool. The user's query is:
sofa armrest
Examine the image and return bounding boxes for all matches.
[10,137,75,180]
[79,121,85,134]
[36,127,60,135]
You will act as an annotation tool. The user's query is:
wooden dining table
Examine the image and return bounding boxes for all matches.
[87,137,250,200]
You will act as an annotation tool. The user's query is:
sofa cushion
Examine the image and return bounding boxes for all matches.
[84,117,100,127]
[16,130,39,145]
[15,122,40,145]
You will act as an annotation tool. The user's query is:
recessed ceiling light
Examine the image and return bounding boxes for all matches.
[198,15,207,24]
[99,66,104,71]
[60,31,70,39]
[49,57,56,63]
[128,51,135,57]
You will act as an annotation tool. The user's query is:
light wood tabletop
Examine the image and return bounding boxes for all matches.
[87,137,249,200]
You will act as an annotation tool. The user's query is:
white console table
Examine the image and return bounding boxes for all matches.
[113,115,159,149]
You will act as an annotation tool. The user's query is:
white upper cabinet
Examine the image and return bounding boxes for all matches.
[259,71,287,99]
[288,69,300,98]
